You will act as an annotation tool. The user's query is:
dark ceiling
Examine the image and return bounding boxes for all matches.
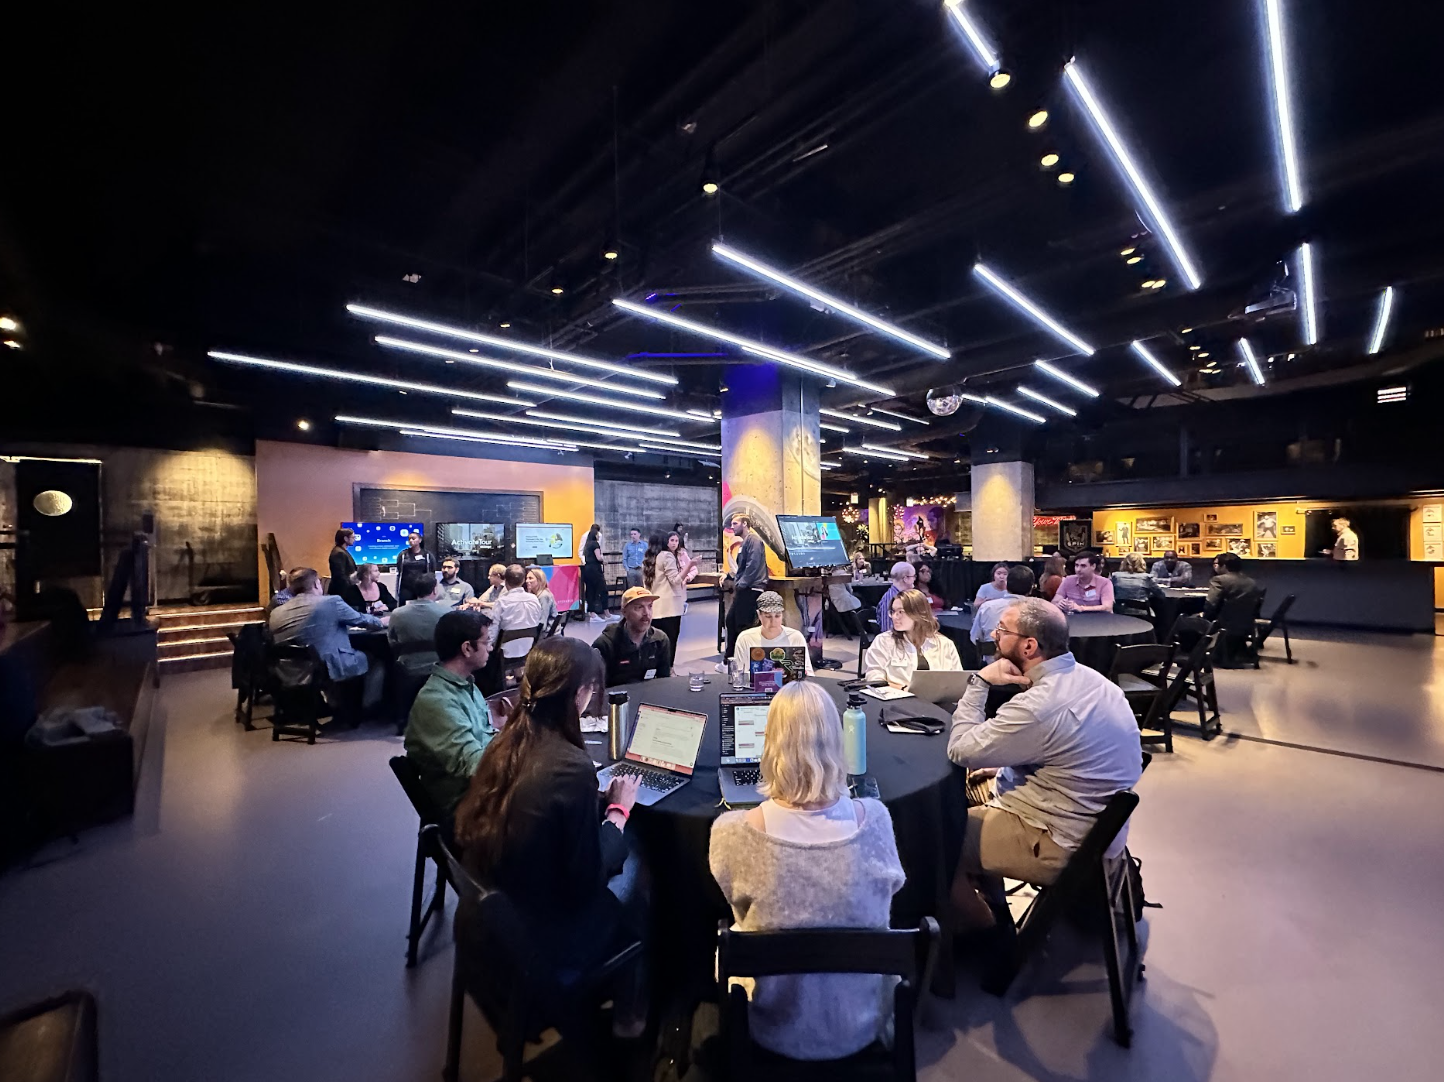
[3,0,1442,488]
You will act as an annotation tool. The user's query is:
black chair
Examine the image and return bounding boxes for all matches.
[1134,637,1210,753]
[433,828,643,1082]
[1108,643,1174,723]
[496,624,544,689]
[983,790,1144,1047]
[855,615,881,678]
[264,643,328,744]
[1157,615,1222,738]
[389,641,436,735]
[544,611,568,638]
[717,919,940,1082]
[1113,598,1153,621]
[388,757,449,968]
[1216,589,1266,668]
[1252,593,1298,664]
[228,622,269,731]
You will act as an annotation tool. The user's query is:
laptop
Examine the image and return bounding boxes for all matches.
[749,645,808,692]
[596,703,709,807]
[718,692,773,805]
[906,668,974,707]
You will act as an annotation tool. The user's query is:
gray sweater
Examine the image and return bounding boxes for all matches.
[708,798,906,1060]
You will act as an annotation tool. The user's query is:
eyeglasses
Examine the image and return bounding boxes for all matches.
[992,623,1031,642]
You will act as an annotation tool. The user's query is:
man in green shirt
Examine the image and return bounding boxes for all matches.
[403,608,496,817]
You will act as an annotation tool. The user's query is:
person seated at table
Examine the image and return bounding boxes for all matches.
[592,585,673,685]
[851,549,871,579]
[473,563,506,609]
[1203,551,1257,618]
[266,569,294,615]
[403,609,496,817]
[434,558,475,608]
[915,562,947,612]
[1111,552,1162,605]
[1053,552,1114,613]
[388,569,452,678]
[455,636,647,1038]
[947,598,1141,930]
[709,680,905,1061]
[524,566,559,631]
[1037,555,1067,602]
[865,589,961,688]
[269,567,385,724]
[491,563,543,661]
[732,590,815,675]
[973,563,1011,608]
[827,569,866,639]
[875,561,916,633]
[341,561,397,616]
[971,565,1036,647]
[327,527,358,596]
[1149,549,1193,586]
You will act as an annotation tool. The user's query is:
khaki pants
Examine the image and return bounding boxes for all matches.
[951,773,1070,929]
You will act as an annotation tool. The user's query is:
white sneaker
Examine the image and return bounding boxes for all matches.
[714,662,729,674]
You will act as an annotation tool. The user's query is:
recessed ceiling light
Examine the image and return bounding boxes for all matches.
[1198,351,1210,358]
[550,286,564,295]
[701,180,720,195]
[468,348,479,353]
[297,419,311,431]
[1126,255,1142,265]
[1141,280,1156,289]
[1189,344,1201,350]
[1120,248,1135,257]
[2,339,21,350]
[602,248,619,261]
[1180,327,1193,333]
[990,71,1011,89]
[1057,172,1075,185]
[499,322,511,329]
[1040,153,1060,168]
[1028,109,1048,129]
[0,316,18,332]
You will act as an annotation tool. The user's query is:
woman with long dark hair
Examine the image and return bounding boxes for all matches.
[327,528,358,595]
[453,637,647,1035]
[646,531,686,653]
[580,523,611,621]
[1038,554,1067,602]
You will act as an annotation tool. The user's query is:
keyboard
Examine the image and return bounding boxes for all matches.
[728,767,761,785]
[606,762,684,792]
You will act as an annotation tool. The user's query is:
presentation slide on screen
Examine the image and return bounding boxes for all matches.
[777,516,850,568]
[436,522,505,558]
[343,522,424,565]
[515,523,574,560]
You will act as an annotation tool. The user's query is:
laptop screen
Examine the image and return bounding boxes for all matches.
[720,693,772,765]
[625,704,708,775]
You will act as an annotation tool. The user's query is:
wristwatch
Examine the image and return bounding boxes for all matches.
[969,672,991,690]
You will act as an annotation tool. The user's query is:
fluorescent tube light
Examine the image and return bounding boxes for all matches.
[1033,359,1100,396]
[1264,0,1304,212]
[984,396,1046,424]
[207,351,535,407]
[943,0,1001,74]
[1237,338,1265,385]
[861,442,930,460]
[973,263,1096,354]
[1017,386,1078,416]
[868,406,930,425]
[844,447,910,462]
[819,407,901,431]
[505,380,708,423]
[373,335,665,400]
[523,408,680,438]
[819,421,851,433]
[1128,341,1182,387]
[1299,242,1318,345]
[1367,286,1396,355]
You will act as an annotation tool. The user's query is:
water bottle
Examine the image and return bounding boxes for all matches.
[843,693,868,777]
[607,690,631,761]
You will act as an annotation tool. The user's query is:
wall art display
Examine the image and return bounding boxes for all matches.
[1425,541,1444,560]
[1135,516,1173,533]
[1257,542,1278,558]
[1117,522,1131,547]
[1423,505,1443,524]
[1189,542,1202,556]
[1152,536,1175,554]
[1095,529,1115,545]
[1281,525,1296,535]
[1206,522,1245,537]
[893,504,945,549]
[1204,539,1223,551]
[1061,520,1092,554]
[1423,522,1443,543]
[1228,538,1252,556]
[1177,522,1201,539]
[1205,513,1218,522]
[1134,538,1152,553]
[1255,510,1279,540]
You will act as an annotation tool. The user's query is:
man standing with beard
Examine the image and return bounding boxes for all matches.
[945,598,1141,929]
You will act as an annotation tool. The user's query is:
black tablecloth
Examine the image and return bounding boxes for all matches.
[1153,588,1208,635]
[593,676,965,1000]
[935,609,1151,672]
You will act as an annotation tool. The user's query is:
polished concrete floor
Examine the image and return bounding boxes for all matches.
[2,602,1443,1081]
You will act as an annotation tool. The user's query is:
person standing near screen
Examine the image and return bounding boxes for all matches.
[396,530,436,603]
[328,528,358,596]
[722,515,767,669]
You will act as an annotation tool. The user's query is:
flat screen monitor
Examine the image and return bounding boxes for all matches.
[776,515,850,570]
[343,522,424,565]
[436,522,505,559]
[515,523,574,561]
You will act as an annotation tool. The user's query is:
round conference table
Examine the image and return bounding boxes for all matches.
[1154,586,1209,634]
[590,674,965,1003]
[934,608,1153,671]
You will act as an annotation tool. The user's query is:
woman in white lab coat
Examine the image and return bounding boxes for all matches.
[863,589,961,688]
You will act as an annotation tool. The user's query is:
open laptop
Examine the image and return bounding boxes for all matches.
[906,668,974,707]
[718,692,772,805]
[596,703,709,807]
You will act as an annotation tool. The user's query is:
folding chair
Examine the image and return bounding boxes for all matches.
[1113,598,1153,621]
[496,624,543,689]
[544,611,568,638]
[983,791,1144,1047]
[228,622,268,730]
[1108,643,1174,723]
[855,615,881,678]
[1160,615,1221,738]
[1252,593,1297,664]
[434,828,642,1082]
[388,757,450,968]
[264,643,328,744]
[717,918,940,1082]
[1135,638,1208,753]
[1216,589,1266,668]
[390,640,436,735]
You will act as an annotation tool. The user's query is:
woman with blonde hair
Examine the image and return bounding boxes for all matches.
[1111,551,1160,605]
[523,566,559,630]
[864,588,961,688]
[708,680,905,1060]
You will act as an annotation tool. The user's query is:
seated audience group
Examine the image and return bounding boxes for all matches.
[864,588,960,687]
[268,566,385,724]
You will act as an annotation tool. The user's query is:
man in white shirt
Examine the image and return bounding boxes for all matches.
[1327,517,1359,561]
[732,590,814,675]
[947,597,1142,929]
[491,563,543,660]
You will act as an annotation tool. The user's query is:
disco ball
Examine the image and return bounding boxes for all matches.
[33,489,73,517]
[926,385,964,417]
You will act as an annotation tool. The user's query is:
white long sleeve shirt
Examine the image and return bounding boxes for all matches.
[863,632,960,687]
[733,625,814,675]
[948,653,1142,856]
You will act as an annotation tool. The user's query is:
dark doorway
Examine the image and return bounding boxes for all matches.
[14,459,102,609]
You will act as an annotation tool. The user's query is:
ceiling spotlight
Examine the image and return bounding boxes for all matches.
[1188,344,1200,351]
[1040,153,1060,169]
[602,248,620,261]
[499,322,511,329]
[701,181,719,195]
[1198,351,1210,358]
[2,339,21,350]
[1180,327,1193,333]
[990,71,1011,89]
[0,316,18,332]
[1120,248,1135,257]
[973,263,1095,355]
[1028,109,1049,129]
[296,419,312,431]
[550,285,564,295]
[1057,172,1075,185]
[1126,256,1142,265]
[1367,286,1396,355]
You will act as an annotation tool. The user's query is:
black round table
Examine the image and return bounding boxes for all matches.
[935,608,1152,671]
[594,675,965,1002]
[1154,587,1208,635]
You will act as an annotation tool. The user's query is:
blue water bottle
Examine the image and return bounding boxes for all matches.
[843,693,868,777]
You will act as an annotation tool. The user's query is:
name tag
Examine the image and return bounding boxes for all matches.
[643,669,657,681]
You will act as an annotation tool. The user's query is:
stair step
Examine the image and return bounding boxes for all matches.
[158,618,262,638]
[160,651,234,673]
[160,637,235,660]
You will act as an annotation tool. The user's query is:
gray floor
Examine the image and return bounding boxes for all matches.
[3,602,1443,1081]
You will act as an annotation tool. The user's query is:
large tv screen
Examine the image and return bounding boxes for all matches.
[342,521,424,565]
[776,515,850,570]
[516,523,574,561]
[436,522,505,559]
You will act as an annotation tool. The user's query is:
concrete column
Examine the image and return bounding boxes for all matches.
[970,459,1035,561]
[867,496,890,544]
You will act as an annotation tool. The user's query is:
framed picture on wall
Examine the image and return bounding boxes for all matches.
[1425,542,1444,560]
[1135,516,1173,533]
[1095,529,1115,545]
[1152,535,1175,553]
[1228,538,1252,556]
[1206,522,1245,536]
[1423,505,1443,524]
[1117,522,1131,547]
[1257,542,1278,558]
[1061,521,1091,553]
[1255,510,1279,540]
[1204,539,1224,551]
[1281,524,1296,535]
[1189,542,1202,556]
[1177,522,1201,539]
[1205,513,1219,522]
[1134,538,1151,553]
[1423,522,1444,543]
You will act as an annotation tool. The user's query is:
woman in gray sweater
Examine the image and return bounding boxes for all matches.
[708,681,906,1061]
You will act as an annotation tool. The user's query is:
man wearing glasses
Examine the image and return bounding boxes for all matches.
[946,598,1142,929]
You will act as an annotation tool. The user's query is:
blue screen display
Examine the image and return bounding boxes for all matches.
[343,522,424,565]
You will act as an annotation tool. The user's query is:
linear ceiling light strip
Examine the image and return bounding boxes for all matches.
[505,380,710,423]
[207,351,536,407]
[1127,341,1182,387]
[372,335,666,400]
[1264,0,1304,212]
[819,407,901,431]
[973,263,1096,355]
[1366,287,1396,355]
[1033,359,1100,396]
